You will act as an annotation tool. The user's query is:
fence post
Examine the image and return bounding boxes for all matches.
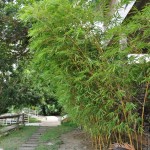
[16,115,20,129]
[22,113,25,126]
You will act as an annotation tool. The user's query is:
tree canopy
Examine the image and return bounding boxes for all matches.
[0,0,60,114]
[19,0,150,148]
[0,0,149,148]
[0,0,30,113]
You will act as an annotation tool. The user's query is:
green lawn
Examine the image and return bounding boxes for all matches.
[36,122,77,150]
[29,117,41,123]
[0,126,39,150]
[0,122,76,150]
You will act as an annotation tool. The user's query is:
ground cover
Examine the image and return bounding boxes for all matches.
[58,129,93,150]
[0,122,77,150]
[0,126,38,150]
[29,117,41,123]
[36,122,77,150]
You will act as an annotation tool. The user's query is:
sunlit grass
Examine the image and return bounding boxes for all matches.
[36,122,77,150]
[0,126,39,150]
[0,122,76,150]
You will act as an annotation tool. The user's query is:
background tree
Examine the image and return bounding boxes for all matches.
[0,0,60,115]
[0,0,30,113]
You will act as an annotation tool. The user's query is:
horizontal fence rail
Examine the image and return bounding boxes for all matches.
[0,114,27,137]
[0,113,26,125]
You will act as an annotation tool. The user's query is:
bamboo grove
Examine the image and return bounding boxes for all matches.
[20,0,150,149]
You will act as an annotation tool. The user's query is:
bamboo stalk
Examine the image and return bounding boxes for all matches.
[101,136,105,149]
[114,132,119,143]
[120,100,133,145]
[119,132,123,143]
[95,136,98,150]
[98,136,102,150]
[92,136,94,147]
[141,81,149,150]
[135,131,139,150]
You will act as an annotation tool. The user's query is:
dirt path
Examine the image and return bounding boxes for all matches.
[59,129,93,150]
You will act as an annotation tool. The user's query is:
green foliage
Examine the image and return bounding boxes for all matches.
[0,0,61,114]
[0,0,31,113]
[22,68,62,115]
[20,0,150,148]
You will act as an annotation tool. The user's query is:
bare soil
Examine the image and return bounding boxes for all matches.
[58,129,93,150]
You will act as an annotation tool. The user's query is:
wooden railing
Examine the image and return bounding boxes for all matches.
[0,113,25,125]
[0,114,26,137]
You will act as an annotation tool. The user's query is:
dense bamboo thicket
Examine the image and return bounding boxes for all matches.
[20,0,150,149]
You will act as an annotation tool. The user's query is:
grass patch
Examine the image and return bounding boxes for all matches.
[29,117,41,123]
[36,122,77,150]
[0,126,39,150]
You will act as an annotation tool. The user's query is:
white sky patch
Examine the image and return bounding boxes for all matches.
[12,63,17,70]
[101,0,136,47]
[128,54,150,64]
[95,0,136,32]
[94,21,105,32]
[111,0,136,26]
